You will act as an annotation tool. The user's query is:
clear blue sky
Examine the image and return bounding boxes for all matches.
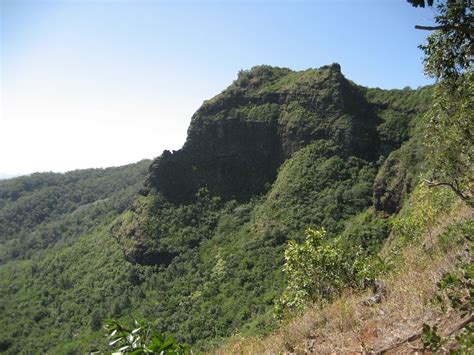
[1,0,436,175]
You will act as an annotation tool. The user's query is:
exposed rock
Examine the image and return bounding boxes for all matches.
[119,64,430,265]
[373,138,425,214]
[146,64,381,205]
[362,278,388,306]
[146,118,284,203]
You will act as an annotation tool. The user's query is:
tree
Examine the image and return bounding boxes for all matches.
[409,0,474,36]
[409,0,473,79]
[410,0,473,204]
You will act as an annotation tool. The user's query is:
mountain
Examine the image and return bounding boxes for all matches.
[0,174,23,181]
[0,64,445,353]
[0,161,151,264]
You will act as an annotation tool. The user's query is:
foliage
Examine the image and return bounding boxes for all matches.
[275,227,382,316]
[416,0,472,81]
[422,323,443,351]
[234,65,292,90]
[159,63,434,208]
[254,143,379,238]
[390,183,456,246]
[423,230,473,352]
[408,0,435,8]
[438,219,474,252]
[436,270,473,317]
[410,9,474,350]
[0,160,150,263]
[452,325,474,354]
[366,86,434,214]
[114,188,224,265]
[0,197,283,352]
[0,67,436,352]
[100,319,190,354]
[433,251,473,317]
[423,73,473,203]
[412,0,474,202]
[339,208,392,254]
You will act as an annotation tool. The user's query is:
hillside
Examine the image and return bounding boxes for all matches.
[1,64,464,354]
[117,64,432,265]
[0,161,151,264]
[217,187,473,353]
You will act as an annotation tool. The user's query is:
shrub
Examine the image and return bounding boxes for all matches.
[391,183,456,246]
[275,227,382,316]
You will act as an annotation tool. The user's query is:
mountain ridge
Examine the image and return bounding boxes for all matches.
[144,63,381,205]
[118,64,431,266]
[0,64,438,353]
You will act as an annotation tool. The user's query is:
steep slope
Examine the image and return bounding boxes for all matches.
[216,187,473,353]
[364,86,433,214]
[0,160,150,262]
[108,65,433,348]
[0,65,435,353]
[117,64,431,266]
[145,64,380,205]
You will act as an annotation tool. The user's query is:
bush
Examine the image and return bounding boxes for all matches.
[391,183,456,246]
[275,227,382,316]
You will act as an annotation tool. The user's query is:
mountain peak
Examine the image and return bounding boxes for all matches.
[142,64,379,207]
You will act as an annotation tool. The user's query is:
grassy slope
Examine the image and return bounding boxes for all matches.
[111,145,381,349]
[215,186,473,353]
[111,71,434,349]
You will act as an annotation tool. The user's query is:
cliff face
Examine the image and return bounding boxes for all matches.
[146,119,283,203]
[117,64,432,267]
[144,64,380,204]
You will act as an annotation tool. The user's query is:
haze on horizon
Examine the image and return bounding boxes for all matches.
[1,0,435,176]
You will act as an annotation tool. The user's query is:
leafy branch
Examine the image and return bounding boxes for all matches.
[95,319,191,354]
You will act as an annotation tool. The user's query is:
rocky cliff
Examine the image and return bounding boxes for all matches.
[117,64,432,266]
[144,64,382,204]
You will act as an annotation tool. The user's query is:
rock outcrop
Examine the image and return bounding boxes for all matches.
[144,64,381,204]
[117,64,431,266]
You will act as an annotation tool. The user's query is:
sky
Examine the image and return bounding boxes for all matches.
[1,0,437,176]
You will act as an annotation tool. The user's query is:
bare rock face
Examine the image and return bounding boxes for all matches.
[146,118,284,203]
[144,63,380,204]
[118,64,429,266]
[373,138,425,214]
[373,155,407,215]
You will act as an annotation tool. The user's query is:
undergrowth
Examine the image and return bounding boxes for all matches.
[214,184,472,353]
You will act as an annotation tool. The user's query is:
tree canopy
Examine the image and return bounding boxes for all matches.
[410,0,473,203]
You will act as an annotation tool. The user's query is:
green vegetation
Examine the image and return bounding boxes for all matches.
[0,56,470,353]
[275,227,381,316]
[0,160,150,263]
[101,320,190,354]
[254,143,378,237]
[421,222,473,352]
[0,2,471,352]
[423,71,473,203]
[414,0,473,203]
[422,324,443,351]
[213,180,472,353]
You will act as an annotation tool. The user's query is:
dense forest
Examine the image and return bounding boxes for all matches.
[0,64,444,353]
[0,161,151,263]
[0,1,472,352]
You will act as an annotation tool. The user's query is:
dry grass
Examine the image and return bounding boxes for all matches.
[213,203,473,354]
